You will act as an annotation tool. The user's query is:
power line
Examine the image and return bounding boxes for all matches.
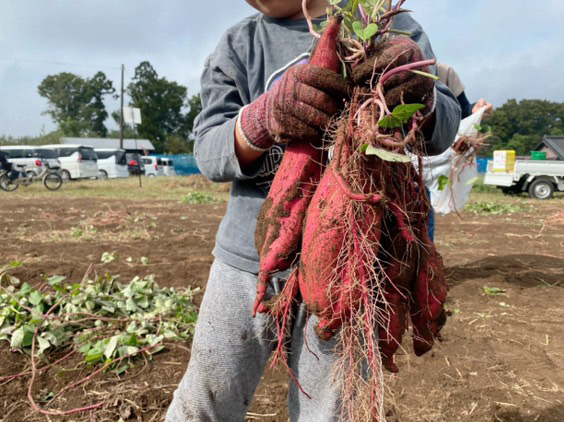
[0,57,120,70]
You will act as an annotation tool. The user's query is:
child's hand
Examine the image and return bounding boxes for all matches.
[352,37,435,114]
[238,63,349,151]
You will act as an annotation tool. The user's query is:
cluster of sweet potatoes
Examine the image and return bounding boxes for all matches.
[253,16,447,375]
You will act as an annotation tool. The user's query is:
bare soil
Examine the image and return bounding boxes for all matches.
[1,183,563,421]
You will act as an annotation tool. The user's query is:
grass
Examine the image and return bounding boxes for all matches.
[0,175,230,202]
[465,201,527,215]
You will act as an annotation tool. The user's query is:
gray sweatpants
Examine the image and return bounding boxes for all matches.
[166,258,341,421]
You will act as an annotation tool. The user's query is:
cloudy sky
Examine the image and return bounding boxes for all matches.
[1,0,563,137]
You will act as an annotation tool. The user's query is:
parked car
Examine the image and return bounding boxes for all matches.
[126,153,145,176]
[141,156,164,177]
[94,148,129,179]
[0,146,61,176]
[43,144,98,180]
[161,157,177,176]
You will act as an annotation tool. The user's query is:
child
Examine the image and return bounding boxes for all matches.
[166,1,461,420]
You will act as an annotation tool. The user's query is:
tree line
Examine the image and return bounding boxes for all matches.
[6,61,201,154]
[483,99,564,156]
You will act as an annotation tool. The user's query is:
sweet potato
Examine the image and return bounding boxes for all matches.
[252,16,343,316]
[299,125,383,341]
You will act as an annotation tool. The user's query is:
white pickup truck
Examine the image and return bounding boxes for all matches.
[484,159,564,199]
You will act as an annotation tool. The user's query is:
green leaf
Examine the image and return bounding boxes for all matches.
[363,23,378,40]
[140,256,149,266]
[37,336,51,355]
[101,251,117,264]
[365,145,411,162]
[392,104,425,121]
[28,290,43,306]
[352,21,365,40]
[11,325,35,349]
[86,344,104,363]
[10,327,24,349]
[10,261,23,268]
[483,286,506,296]
[114,364,129,375]
[47,275,66,286]
[20,283,32,296]
[438,175,450,191]
[378,116,403,129]
[79,343,92,354]
[104,335,120,359]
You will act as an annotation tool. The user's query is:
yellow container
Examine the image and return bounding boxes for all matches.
[493,150,516,173]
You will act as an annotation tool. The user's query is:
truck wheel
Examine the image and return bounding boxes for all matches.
[528,179,554,200]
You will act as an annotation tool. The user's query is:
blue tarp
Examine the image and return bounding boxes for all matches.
[153,154,201,175]
[476,158,488,174]
[152,154,490,176]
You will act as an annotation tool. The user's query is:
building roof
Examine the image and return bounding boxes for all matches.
[61,137,155,151]
[534,136,564,160]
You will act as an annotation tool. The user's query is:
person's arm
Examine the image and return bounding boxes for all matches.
[393,15,461,155]
[456,92,474,120]
[193,53,267,183]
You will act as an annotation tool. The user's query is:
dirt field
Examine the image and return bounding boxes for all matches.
[1,177,563,421]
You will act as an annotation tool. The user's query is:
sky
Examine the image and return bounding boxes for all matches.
[1,0,563,138]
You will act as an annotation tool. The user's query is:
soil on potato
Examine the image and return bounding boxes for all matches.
[1,184,563,421]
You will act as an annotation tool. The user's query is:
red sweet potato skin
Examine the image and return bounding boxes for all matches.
[253,142,322,315]
[299,127,383,341]
[299,164,349,330]
[410,237,448,356]
[377,206,418,372]
[252,16,343,316]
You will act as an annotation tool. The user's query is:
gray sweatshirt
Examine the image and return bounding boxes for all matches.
[193,13,461,274]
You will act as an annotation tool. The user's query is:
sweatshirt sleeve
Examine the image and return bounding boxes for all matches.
[394,15,462,156]
[193,43,264,182]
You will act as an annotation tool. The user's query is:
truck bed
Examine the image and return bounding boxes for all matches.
[484,160,564,187]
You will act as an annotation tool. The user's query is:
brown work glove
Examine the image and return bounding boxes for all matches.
[352,36,435,113]
[238,64,349,150]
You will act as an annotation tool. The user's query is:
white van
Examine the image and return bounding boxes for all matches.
[141,156,164,177]
[94,149,129,179]
[0,146,61,176]
[161,158,177,176]
[43,144,98,180]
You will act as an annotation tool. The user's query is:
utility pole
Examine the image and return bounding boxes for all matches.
[119,64,124,150]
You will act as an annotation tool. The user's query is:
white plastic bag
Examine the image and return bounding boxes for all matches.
[423,108,486,215]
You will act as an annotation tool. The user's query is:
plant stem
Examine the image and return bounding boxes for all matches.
[302,0,321,38]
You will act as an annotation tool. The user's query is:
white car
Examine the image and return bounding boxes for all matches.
[161,158,177,176]
[141,156,164,177]
[43,144,98,180]
[94,148,129,179]
[0,145,61,176]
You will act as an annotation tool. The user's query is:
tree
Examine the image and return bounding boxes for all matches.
[181,94,202,140]
[37,72,115,137]
[487,99,564,155]
[163,94,202,154]
[125,62,189,152]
